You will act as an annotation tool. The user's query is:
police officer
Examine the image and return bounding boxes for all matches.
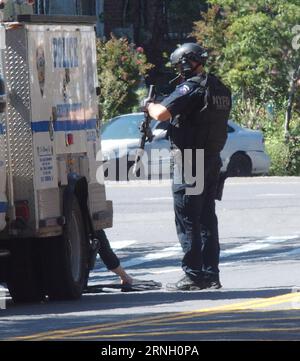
[147,43,232,291]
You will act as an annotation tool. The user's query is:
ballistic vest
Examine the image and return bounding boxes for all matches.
[170,74,232,155]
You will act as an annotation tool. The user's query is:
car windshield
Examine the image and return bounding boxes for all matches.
[102,114,155,140]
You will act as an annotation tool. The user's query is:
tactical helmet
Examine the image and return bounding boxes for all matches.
[170,43,208,67]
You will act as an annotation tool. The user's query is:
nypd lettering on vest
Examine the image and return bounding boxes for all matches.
[212,95,231,110]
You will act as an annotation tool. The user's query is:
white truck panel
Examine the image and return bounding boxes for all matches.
[81,28,102,184]
[0,14,112,303]
[0,19,112,237]
[4,26,36,233]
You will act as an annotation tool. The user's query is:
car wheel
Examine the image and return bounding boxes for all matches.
[227,153,252,177]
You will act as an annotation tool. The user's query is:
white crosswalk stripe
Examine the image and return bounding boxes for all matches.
[1,235,299,294]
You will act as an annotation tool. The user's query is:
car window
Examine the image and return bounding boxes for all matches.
[102,115,144,140]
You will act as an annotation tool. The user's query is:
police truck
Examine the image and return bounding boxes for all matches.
[0,2,112,303]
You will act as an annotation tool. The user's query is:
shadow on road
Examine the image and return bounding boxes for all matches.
[1,292,299,340]
[1,286,294,316]
[1,235,300,340]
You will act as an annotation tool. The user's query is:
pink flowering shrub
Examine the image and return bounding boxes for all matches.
[96,35,153,121]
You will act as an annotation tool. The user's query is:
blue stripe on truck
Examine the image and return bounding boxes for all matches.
[0,202,8,213]
[0,123,4,135]
[31,119,97,133]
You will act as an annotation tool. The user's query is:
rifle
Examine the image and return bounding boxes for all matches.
[132,85,156,175]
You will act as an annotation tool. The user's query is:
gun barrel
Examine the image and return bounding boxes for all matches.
[133,85,156,176]
[145,85,155,103]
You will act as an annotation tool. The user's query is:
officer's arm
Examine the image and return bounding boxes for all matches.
[148,103,171,122]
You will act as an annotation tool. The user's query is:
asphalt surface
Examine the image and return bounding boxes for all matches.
[0,176,300,341]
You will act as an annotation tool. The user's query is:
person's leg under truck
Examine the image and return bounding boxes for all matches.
[96,230,120,270]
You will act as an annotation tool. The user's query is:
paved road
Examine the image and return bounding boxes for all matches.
[1,177,300,341]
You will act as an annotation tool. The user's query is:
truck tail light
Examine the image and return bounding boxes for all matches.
[15,201,30,222]
[66,133,74,146]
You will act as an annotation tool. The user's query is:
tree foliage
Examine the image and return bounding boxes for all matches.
[96,36,153,121]
[192,0,300,126]
[192,0,300,175]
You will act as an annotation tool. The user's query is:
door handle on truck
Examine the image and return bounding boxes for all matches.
[96,116,101,138]
[49,106,57,141]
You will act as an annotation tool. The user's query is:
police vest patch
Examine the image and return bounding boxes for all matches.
[178,85,190,95]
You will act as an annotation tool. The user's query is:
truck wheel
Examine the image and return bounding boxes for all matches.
[227,153,252,177]
[43,196,88,301]
[7,239,45,304]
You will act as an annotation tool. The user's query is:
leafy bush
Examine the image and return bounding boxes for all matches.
[286,135,300,176]
[96,36,153,121]
[265,137,291,176]
[265,122,300,176]
[192,1,300,111]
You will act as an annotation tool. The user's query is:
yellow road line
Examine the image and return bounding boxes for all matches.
[11,292,300,341]
[62,327,300,340]
[13,292,300,341]
[64,292,300,339]
[145,315,300,327]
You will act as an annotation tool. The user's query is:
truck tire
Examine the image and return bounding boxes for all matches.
[227,153,252,177]
[43,196,88,301]
[6,239,45,304]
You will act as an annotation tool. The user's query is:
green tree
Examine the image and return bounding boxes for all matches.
[96,36,153,121]
[192,0,300,128]
[192,0,300,175]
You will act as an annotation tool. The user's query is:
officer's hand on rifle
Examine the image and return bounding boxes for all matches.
[140,95,155,114]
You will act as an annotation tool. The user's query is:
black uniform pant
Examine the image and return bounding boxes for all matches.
[172,154,222,282]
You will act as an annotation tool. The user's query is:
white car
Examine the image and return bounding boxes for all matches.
[101,113,270,179]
